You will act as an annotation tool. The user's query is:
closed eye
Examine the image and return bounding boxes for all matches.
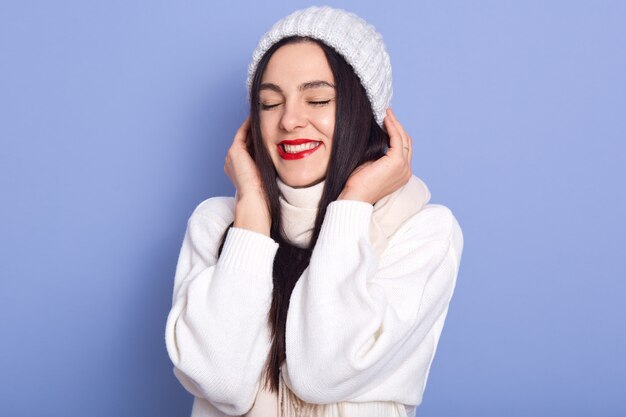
[260,103,280,110]
[309,100,331,107]
[260,99,333,110]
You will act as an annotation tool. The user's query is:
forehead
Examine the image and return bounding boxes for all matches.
[261,41,334,90]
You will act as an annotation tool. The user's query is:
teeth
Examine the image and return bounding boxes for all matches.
[282,142,320,153]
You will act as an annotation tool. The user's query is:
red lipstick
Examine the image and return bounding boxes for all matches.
[277,138,322,160]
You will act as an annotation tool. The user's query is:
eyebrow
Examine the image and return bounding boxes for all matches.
[259,80,335,93]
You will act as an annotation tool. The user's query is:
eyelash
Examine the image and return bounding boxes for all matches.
[260,100,332,110]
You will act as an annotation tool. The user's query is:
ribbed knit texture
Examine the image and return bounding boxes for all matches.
[317,200,373,242]
[217,227,278,277]
[246,6,392,126]
[164,178,464,417]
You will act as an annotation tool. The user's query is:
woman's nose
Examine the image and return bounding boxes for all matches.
[279,100,308,131]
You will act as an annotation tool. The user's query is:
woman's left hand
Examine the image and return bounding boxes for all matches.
[338,108,413,204]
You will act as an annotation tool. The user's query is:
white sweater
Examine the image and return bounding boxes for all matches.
[165,175,464,417]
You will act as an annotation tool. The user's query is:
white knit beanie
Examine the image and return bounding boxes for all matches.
[246,5,393,127]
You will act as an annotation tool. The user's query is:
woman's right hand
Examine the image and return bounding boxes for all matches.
[224,115,271,235]
[224,115,264,202]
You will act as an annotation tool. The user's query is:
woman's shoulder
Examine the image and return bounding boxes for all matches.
[386,173,462,245]
[189,195,236,227]
[393,203,464,257]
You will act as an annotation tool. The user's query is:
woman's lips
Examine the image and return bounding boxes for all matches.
[277,140,322,160]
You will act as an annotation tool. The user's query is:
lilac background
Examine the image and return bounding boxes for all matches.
[1,1,625,416]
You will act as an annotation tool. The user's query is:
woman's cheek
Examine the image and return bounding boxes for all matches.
[316,111,335,137]
[260,113,280,137]
[259,120,272,145]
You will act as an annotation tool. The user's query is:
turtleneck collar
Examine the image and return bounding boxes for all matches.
[276,176,324,249]
[274,174,432,255]
[276,176,325,210]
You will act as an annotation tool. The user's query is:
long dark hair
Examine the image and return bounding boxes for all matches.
[218,36,390,392]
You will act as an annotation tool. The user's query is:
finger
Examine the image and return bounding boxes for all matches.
[407,135,413,163]
[387,109,411,167]
[234,115,251,146]
[384,108,403,152]
[389,108,410,153]
[387,109,408,156]
[389,109,412,164]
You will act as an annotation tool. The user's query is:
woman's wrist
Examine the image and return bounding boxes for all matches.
[337,188,375,205]
[234,196,271,236]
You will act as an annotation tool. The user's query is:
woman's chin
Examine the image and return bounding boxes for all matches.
[279,175,326,189]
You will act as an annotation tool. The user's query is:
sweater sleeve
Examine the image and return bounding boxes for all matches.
[164,198,279,416]
[282,199,464,404]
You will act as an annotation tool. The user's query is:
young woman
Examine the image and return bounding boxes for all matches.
[165,6,464,417]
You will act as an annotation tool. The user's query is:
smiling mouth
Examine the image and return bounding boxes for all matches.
[277,141,322,160]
